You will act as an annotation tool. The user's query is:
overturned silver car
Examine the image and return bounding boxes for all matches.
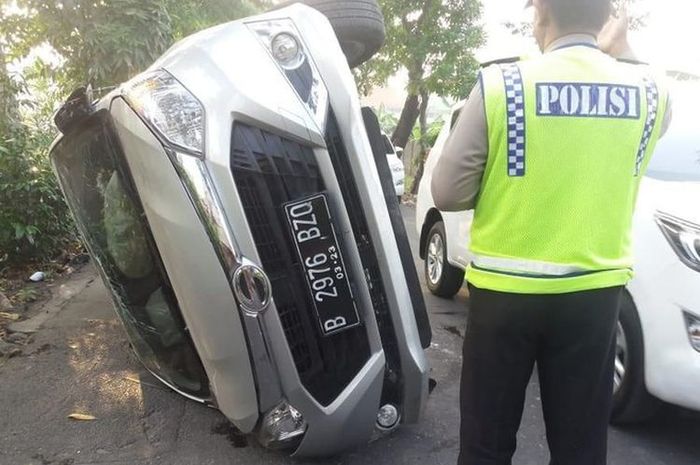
[49,1,431,456]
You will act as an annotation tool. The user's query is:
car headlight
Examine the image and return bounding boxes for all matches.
[683,311,700,353]
[655,212,700,273]
[247,19,329,129]
[123,70,205,156]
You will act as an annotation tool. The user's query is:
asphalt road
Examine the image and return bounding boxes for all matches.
[1,204,699,465]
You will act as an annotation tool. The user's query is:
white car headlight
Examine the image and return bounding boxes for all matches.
[683,311,700,353]
[123,70,205,156]
[655,212,700,273]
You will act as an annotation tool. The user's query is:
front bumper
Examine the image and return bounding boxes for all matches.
[103,5,428,457]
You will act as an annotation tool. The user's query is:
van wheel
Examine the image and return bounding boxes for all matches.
[611,291,660,424]
[278,0,385,68]
[424,222,464,298]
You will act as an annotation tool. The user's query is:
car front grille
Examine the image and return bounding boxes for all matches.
[230,123,371,406]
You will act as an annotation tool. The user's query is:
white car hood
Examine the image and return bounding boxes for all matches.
[639,177,700,225]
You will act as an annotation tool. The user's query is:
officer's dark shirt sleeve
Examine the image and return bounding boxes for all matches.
[431,83,488,212]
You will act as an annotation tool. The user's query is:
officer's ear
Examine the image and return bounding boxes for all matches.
[531,0,550,51]
[532,0,551,26]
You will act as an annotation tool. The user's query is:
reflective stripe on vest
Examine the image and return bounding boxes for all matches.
[471,254,588,277]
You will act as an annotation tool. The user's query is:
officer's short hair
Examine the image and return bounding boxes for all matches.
[545,0,612,32]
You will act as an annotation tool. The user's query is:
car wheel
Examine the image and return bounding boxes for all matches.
[424,222,464,298]
[276,0,385,68]
[611,291,660,424]
[397,195,402,204]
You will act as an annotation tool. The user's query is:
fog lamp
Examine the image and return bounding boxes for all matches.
[376,404,400,430]
[257,401,307,450]
[684,311,700,353]
[247,18,328,129]
[271,32,304,69]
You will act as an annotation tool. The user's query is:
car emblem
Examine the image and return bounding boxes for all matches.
[233,264,272,315]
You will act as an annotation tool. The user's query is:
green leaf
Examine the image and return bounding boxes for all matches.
[13,223,26,240]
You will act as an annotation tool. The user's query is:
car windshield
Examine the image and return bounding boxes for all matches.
[646,81,700,182]
[50,111,210,398]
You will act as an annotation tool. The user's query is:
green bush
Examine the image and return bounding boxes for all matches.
[0,58,77,266]
[0,129,75,266]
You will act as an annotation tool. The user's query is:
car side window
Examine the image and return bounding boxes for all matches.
[383,135,394,155]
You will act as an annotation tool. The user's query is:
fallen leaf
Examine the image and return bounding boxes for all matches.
[68,413,96,421]
[0,312,20,321]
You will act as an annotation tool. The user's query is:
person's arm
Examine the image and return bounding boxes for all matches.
[599,9,672,136]
[431,84,488,212]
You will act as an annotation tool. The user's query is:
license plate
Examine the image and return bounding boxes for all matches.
[284,194,360,336]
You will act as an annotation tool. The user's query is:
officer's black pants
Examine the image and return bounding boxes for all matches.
[458,284,623,465]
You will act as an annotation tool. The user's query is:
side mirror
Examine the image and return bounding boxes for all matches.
[54,86,94,134]
[395,147,404,159]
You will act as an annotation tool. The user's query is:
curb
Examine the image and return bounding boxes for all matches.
[8,269,96,334]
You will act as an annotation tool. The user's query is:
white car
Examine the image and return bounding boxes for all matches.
[416,80,700,422]
[382,133,405,201]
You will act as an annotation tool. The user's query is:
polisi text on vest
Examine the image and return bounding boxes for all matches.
[536,83,641,119]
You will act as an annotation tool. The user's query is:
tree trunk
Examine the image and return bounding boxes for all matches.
[0,42,20,134]
[411,90,430,195]
[391,93,420,148]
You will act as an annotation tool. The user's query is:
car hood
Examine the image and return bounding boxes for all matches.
[639,177,700,225]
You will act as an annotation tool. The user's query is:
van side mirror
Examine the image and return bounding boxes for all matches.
[54,86,94,134]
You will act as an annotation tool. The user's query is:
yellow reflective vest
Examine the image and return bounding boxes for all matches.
[467,46,669,294]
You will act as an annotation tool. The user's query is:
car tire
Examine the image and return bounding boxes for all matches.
[276,0,385,68]
[397,195,402,204]
[611,291,660,424]
[424,222,464,298]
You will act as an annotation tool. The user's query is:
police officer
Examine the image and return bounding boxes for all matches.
[431,1,671,464]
